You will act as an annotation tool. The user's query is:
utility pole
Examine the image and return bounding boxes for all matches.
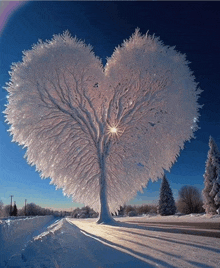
[25,199,27,216]
[10,195,13,216]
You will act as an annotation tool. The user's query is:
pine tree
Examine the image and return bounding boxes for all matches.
[203,136,220,214]
[158,175,176,216]
[12,202,18,216]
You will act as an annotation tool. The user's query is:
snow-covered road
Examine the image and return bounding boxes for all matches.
[70,217,220,268]
[1,215,220,268]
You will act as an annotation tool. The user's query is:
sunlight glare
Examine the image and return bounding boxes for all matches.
[110,127,117,133]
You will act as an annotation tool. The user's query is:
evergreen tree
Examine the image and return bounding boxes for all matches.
[12,202,18,216]
[158,175,176,216]
[203,136,220,214]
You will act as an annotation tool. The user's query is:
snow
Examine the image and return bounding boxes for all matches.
[0,215,55,267]
[1,214,220,267]
[119,213,220,223]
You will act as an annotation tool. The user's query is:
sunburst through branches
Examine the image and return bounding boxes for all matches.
[107,124,124,140]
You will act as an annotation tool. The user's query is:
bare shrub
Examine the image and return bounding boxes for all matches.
[136,204,157,215]
[177,186,204,214]
[124,205,136,215]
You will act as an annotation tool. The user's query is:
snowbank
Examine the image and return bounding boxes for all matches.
[117,213,220,223]
[0,215,55,266]
[7,218,149,268]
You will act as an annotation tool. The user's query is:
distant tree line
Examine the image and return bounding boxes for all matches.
[116,204,158,217]
[0,202,71,218]
[71,206,99,218]
[70,203,159,218]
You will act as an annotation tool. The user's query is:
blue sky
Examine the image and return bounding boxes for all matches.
[0,1,220,211]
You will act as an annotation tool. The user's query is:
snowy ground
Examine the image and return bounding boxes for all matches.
[0,215,56,267]
[1,214,220,268]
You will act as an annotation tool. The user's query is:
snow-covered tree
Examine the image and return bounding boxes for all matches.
[158,175,176,215]
[4,30,201,224]
[203,136,220,214]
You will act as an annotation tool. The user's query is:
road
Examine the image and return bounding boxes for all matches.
[124,220,220,238]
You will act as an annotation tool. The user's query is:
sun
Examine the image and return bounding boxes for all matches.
[110,127,117,134]
[107,124,124,139]
[107,124,118,136]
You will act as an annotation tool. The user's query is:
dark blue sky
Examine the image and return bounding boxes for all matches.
[0,1,220,210]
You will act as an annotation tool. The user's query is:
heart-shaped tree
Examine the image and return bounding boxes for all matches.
[4,30,201,224]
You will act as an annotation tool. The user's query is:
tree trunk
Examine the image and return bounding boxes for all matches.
[96,151,115,224]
